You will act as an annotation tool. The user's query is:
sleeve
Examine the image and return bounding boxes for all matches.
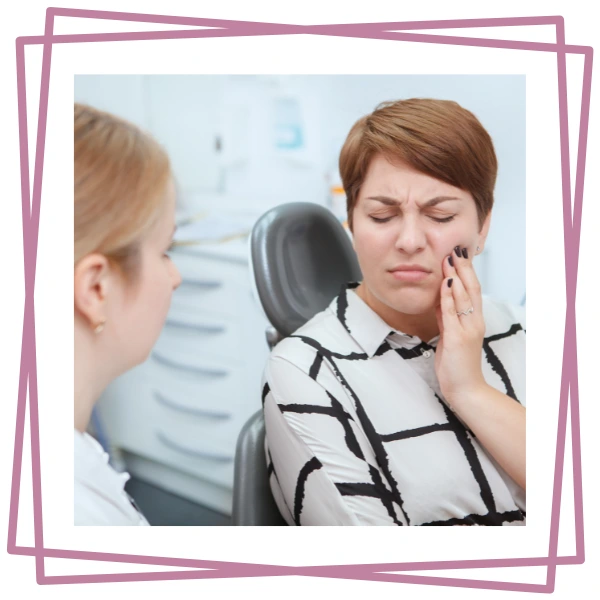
[263,355,407,526]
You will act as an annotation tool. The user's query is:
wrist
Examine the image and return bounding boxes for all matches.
[446,380,490,411]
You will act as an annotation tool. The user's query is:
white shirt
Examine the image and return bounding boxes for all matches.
[263,282,526,526]
[74,430,149,526]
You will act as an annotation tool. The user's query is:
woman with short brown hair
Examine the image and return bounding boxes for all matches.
[263,98,526,526]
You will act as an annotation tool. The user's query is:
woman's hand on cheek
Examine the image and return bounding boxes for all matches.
[434,246,488,408]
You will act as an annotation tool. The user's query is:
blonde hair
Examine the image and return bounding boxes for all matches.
[74,103,171,281]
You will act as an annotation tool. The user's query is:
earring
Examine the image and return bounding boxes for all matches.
[94,320,106,334]
[476,246,481,253]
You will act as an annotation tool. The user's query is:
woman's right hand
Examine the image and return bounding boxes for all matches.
[434,245,487,408]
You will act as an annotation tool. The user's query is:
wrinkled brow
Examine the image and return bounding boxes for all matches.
[366,195,462,208]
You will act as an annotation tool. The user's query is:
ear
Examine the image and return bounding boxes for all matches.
[74,253,112,329]
[477,211,492,253]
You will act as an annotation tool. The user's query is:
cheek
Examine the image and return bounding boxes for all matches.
[353,224,393,256]
[428,223,466,255]
[141,264,173,312]
[156,265,175,302]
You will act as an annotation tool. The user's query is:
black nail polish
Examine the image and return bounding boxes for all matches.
[454,246,461,257]
[462,247,468,259]
[448,255,454,267]
[448,278,453,288]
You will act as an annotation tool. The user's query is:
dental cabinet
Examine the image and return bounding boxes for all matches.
[95,240,270,515]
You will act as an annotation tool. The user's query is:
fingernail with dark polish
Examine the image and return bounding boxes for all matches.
[448,278,453,288]
[454,246,461,257]
[462,247,468,259]
[448,255,454,267]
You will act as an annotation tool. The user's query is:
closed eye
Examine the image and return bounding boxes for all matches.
[164,242,176,257]
[370,215,455,224]
[430,215,455,223]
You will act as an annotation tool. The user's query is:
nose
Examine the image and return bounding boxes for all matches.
[394,213,426,254]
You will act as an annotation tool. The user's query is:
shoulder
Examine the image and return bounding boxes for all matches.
[482,295,526,335]
[74,480,117,525]
[74,479,146,526]
[268,302,359,375]
[74,431,146,525]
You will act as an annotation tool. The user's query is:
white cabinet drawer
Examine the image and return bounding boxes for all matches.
[168,251,258,320]
[170,251,250,286]
[170,253,244,317]
[153,311,243,364]
[99,368,250,488]
[169,281,239,320]
[153,401,244,457]
[122,417,236,489]
[152,387,233,421]
[148,349,247,402]
[150,369,259,418]
[150,389,260,487]
[170,248,248,278]
[139,432,235,488]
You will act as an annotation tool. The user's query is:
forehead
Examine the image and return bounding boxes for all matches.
[147,179,176,236]
[161,179,177,216]
[164,177,177,209]
[360,154,464,199]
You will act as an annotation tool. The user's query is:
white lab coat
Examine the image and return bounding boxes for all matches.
[74,429,149,526]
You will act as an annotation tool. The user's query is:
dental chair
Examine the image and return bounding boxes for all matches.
[231,202,362,526]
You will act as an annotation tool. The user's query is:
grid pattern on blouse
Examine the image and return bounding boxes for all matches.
[263,283,526,526]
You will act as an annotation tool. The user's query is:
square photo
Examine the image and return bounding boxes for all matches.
[73,74,526,526]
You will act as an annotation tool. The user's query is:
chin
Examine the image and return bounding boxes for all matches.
[381,288,438,315]
[126,345,154,372]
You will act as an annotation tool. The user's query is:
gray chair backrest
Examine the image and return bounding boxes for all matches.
[233,203,361,526]
[250,202,362,338]
[231,410,287,526]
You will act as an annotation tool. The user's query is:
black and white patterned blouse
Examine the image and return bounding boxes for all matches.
[263,282,526,526]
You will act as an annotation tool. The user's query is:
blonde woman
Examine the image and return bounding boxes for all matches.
[74,104,182,525]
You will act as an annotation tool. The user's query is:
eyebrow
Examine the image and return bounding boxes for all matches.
[365,195,462,208]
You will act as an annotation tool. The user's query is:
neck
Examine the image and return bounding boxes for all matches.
[355,283,440,342]
[74,319,112,433]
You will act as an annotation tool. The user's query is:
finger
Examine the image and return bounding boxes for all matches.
[452,245,483,314]
[440,275,460,333]
[449,271,475,324]
[443,251,456,280]
[443,251,472,315]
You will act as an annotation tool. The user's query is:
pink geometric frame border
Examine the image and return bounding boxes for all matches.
[6,7,592,591]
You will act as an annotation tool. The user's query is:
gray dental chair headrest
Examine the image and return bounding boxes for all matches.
[250,202,362,339]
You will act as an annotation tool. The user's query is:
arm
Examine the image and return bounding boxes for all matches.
[264,354,406,526]
[435,246,526,490]
[447,383,526,490]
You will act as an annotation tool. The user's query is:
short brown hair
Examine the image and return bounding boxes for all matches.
[74,103,171,281]
[339,98,497,230]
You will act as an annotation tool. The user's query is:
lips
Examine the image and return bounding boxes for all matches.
[388,265,431,282]
[389,265,431,273]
